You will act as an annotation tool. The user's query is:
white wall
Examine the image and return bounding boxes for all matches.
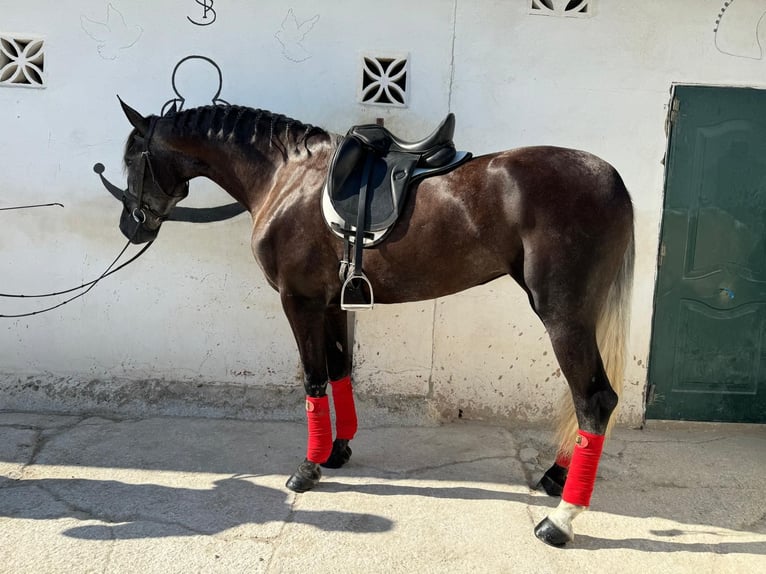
[1,1,763,426]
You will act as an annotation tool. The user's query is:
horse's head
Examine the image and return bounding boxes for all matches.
[118,98,190,243]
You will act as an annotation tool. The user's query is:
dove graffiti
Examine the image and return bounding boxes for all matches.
[275,8,320,63]
[81,3,143,60]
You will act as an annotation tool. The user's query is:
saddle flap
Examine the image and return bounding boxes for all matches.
[328,137,419,232]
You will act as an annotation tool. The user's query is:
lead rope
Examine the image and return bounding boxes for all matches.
[0,232,153,318]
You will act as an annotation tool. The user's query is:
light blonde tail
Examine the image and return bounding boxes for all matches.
[554,229,634,459]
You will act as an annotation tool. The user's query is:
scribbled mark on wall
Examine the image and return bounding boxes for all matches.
[0,34,45,88]
[187,0,217,27]
[275,9,319,63]
[714,0,766,59]
[81,3,143,60]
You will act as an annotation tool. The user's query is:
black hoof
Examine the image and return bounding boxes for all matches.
[285,460,322,493]
[321,439,352,469]
[537,463,568,497]
[534,517,573,547]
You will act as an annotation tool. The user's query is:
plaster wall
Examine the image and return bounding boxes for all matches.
[0,1,762,425]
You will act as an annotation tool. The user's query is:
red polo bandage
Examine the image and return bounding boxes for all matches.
[330,376,358,440]
[561,430,605,507]
[305,395,333,464]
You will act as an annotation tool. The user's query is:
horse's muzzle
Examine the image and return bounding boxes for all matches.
[119,208,160,244]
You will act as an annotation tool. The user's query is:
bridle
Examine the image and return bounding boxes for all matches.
[124,116,189,227]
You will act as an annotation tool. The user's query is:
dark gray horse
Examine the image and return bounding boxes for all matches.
[117,100,634,546]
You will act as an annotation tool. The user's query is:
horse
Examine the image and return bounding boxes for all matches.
[116,99,634,547]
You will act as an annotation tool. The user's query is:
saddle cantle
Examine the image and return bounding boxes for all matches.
[322,114,472,310]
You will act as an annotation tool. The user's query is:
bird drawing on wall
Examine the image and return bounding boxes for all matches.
[81,3,143,60]
[275,8,320,63]
[714,0,766,59]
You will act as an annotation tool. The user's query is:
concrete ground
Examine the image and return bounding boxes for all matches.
[0,412,763,574]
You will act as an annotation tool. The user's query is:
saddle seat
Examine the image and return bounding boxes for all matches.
[349,113,458,167]
[322,113,472,310]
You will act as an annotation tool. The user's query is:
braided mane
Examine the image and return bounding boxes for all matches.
[169,104,327,155]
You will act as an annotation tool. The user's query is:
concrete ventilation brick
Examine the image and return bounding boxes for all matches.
[529,0,595,18]
[358,52,409,108]
[0,34,45,88]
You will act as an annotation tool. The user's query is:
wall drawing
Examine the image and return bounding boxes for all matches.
[187,0,217,27]
[714,0,766,59]
[81,3,143,60]
[160,55,230,116]
[275,8,320,63]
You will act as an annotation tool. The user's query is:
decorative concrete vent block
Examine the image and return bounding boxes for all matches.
[358,52,409,107]
[0,34,45,88]
[529,0,594,18]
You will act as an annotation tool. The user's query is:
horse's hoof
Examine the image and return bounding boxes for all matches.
[537,463,568,497]
[534,517,573,547]
[285,460,322,493]
[321,439,352,469]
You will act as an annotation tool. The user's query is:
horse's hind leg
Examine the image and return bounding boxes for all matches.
[534,321,618,546]
[322,306,358,469]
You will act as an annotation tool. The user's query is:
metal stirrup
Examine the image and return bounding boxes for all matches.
[341,271,374,311]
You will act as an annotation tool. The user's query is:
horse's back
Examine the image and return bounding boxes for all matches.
[363,145,632,304]
[487,145,629,203]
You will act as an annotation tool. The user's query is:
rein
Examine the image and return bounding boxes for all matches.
[0,203,64,211]
[0,121,170,319]
[0,236,153,319]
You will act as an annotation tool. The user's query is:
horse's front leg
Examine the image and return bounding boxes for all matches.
[280,294,334,493]
[321,305,357,469]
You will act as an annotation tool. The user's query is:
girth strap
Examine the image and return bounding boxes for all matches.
[352,155,374,279]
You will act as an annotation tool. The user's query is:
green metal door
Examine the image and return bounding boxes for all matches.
[647,85,766,422]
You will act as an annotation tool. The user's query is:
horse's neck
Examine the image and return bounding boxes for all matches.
[184,131,337,213]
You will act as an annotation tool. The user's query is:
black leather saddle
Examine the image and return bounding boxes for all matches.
[322,114,472,310]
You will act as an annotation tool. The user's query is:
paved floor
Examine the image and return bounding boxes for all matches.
[0,412,764,573]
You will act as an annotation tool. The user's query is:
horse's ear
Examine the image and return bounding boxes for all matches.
[117,96,150,136]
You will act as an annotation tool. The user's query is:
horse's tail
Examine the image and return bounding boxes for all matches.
[554,225,635,459]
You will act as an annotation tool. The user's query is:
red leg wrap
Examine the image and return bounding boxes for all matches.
[330,376,358,440]
[561,430,605,507]
[305,395,333,464]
